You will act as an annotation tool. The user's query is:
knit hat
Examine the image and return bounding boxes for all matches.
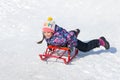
[42,17,55,33]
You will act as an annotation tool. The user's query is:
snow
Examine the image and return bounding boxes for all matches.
[0,0,120,80]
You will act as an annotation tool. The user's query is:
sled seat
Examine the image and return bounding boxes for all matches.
[39,45,78,64]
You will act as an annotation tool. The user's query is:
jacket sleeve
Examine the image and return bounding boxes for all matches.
[50,25,68,46]
[51,35,67,46]
[53,25,77,47]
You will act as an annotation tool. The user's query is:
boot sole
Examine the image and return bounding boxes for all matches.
[100,37,110,49]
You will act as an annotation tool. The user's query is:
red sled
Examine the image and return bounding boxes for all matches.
[39,45,78,64]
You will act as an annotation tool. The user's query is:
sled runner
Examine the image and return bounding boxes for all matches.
[39,45,78,64]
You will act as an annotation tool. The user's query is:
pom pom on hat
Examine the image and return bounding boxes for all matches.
[47,17,53,21]
[42,17,55,33]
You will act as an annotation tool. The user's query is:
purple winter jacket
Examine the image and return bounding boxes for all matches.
[45,25,78,48]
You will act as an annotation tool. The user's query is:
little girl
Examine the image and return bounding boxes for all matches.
[37,17,110,52]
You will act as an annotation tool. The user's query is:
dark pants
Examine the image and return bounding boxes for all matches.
[76,39,100,52]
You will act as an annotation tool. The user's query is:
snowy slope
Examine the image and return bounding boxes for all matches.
[0,0,120,80]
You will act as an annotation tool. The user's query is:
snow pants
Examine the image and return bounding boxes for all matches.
[76,39,100,52]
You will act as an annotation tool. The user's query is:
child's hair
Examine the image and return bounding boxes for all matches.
[37,34,45,44]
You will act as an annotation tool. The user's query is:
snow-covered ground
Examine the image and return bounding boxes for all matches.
[0,0,120,80]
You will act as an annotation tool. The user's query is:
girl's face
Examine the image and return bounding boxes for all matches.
[43,32,53,39]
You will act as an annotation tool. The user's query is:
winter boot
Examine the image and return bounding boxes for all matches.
[74,29,80,37]
[99,37,110,49]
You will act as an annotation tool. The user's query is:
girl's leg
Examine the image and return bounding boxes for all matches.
[76,39,100,52]
[76,37,110,52]
[69,29,80,37]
